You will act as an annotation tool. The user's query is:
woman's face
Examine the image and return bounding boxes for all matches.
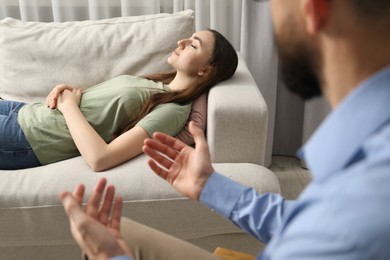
[168,30,215,77]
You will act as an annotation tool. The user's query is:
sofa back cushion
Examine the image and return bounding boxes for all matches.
[0,10,195,103]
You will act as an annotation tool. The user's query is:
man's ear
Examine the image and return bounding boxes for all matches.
[302,0,329,35]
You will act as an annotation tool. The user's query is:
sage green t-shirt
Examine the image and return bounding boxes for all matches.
[17,75,191,165]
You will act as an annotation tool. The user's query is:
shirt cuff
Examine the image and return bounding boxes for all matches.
[109,256,133,260]
[199,172,250,218]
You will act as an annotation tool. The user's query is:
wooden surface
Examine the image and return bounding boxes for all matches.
[213,247,255,260]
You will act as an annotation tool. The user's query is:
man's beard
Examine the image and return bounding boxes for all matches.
[275,31,322,100]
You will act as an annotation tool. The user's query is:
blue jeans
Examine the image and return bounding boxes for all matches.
[0,101,41,170]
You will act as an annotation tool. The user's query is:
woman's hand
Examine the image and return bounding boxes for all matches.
[56,88,82,113]
[142,121,214,201]
[60,178,133,260]
[46,84,78,109]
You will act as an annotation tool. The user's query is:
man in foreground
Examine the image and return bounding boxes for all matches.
[60,0,390,259]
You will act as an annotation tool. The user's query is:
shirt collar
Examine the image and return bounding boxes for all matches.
[300,65,390,181]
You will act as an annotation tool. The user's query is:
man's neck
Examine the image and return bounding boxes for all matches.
[320,33,390,108]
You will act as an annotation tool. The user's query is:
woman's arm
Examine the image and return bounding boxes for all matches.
[58,89,150,172]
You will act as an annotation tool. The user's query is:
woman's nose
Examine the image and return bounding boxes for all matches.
[177,39,189,49]
[177,40,184,49]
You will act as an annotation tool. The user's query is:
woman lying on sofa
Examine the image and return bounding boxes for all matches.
[0,29,238,171]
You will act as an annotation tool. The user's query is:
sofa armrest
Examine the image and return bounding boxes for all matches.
[207,52,268,166]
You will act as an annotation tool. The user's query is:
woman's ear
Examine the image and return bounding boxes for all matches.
[197,65,212,77]
[302,0,330,35]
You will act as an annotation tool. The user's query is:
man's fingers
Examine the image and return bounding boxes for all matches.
[147,159,169,180]
[60,192,85,222]
[142,144,174,170]
[189,121,207,146]
[144,137,179,160]
[86,178,107,218]
[61,192,100,255]
[98,185,115,225]
[60,191,70,202]
[109,195,123,232]
[152,131,187,152]
[72,184,85,204]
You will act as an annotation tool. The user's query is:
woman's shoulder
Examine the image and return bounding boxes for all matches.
[110,74,143,83]
[111,75,162,86]
[85,75,145,90]
[84,75,167,95]
[156,101,192,113]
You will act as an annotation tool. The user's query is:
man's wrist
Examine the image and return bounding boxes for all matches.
[194,168,214,201]
[199,172,250,218]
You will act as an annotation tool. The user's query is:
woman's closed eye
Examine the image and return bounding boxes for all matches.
[191,44,197,49]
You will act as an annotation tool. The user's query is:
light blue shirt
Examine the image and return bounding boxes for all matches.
[201,65,390,259]
[109,257,131,260]
[111,65,390,259]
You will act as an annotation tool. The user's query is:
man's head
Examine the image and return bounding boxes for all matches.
[267,0,390,101]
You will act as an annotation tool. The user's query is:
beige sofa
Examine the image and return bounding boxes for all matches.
[0,11,280,259]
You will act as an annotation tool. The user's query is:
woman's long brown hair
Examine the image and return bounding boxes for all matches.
[113,29,238,139]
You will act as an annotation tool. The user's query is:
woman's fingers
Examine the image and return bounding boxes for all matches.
[73,88,83,95]
[46,89,59,109]
[46,84,75,109]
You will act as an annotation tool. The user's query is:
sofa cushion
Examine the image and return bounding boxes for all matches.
[0,10,195,103]
[0,154,279,259]
[176,92,207,145]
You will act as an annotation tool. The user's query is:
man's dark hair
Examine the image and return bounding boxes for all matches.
[351,0,390,29]
[352,0,390,15]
